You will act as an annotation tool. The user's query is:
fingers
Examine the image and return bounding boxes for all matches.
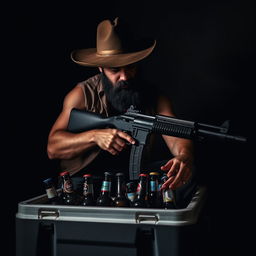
[162,163,192,190]
[160,159,173,171]
[106,129,135,155]
[107,140,124,155]
[166,162,180,178]
[109,139,126,155]
[161,176,175,190]
[170,167,190,189]
[117,130,136,145]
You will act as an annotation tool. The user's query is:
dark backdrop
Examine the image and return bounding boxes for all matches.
[5,1,253,255]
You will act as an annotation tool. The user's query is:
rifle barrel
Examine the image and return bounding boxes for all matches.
[198,129,247,143]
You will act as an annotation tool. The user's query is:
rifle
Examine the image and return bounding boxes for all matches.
[67,106,247,180]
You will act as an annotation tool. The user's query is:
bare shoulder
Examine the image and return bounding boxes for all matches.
[156,94,175,116]
[48,85,85,134]
[63,85,85,110]
[63,74,101,110]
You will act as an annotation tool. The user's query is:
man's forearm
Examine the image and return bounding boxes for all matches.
[162,135,194,162]
[47,130,97,160]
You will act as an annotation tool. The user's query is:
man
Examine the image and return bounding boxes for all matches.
[47,17,194,196]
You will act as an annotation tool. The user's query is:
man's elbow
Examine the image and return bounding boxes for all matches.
[47,144,75,160]
[47,143,59,159]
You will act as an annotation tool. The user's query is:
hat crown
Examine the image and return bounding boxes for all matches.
[96,18,123,55]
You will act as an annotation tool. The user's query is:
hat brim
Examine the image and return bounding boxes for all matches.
[71,40,156,68]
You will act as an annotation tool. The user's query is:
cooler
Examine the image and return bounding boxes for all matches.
[16,186,207,256]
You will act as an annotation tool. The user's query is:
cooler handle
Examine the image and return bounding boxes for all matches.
[135,213,159,224]
[38,208,59,219]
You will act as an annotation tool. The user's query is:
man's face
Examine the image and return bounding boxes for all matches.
[100,64,144,113]
[99,64,137,85]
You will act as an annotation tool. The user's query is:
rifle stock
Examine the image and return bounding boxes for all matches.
[68,109,115,133]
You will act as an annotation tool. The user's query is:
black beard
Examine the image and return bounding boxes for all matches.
[101,72,144,114]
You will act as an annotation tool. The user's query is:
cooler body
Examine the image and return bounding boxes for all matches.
[16,186,207,256]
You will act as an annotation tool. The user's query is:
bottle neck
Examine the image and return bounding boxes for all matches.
[150,178,158,192]
[83,181,93,196]
[116,178,125,196]
[137,179,146,197]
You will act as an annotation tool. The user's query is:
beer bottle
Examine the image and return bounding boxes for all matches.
[148,172,162,208]
[96,172,113,206]
[59,171,80,205]
[126,181,137,205]
[132,173,148,208]
[113,173,129,207]
[81,174,95,206]
[161,175,176,209]
[43,177,61,205]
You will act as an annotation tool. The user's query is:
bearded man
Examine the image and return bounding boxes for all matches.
[47,18,195,204]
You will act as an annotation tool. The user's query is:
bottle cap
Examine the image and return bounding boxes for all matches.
[149,172,159,176]
[59,171,69,176]
[115,172,124,176]
[83,173,92,177]
[104,171,113,176]
[139,173,148,177]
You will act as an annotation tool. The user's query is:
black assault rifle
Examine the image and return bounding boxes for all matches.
[67,106,247,180]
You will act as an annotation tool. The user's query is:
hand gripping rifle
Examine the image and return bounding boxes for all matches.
[67,106,247,180]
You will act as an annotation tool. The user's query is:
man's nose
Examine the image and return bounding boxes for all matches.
[119,69,129,80]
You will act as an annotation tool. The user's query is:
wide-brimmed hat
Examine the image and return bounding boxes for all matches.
[71,17,156,68]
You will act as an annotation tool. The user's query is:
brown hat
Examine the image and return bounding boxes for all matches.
[71,17,156,68]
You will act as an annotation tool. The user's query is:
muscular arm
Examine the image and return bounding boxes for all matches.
[47,85,135,160]
[156,95,194,189]
[47,86,96,159]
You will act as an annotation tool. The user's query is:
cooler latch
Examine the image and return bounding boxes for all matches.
[135,213,159,224]
[38,208,59,219]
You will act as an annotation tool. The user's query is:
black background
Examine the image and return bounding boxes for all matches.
[4,0,254,255]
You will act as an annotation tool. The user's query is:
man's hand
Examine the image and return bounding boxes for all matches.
[160,154,193,190]
[92,129,136,155]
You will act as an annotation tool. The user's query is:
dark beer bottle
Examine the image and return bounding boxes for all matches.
[126,181,137,205]
[96,172,113,206]
[59,171,80,205]
[113,173,129,207]
[132,173,148,208]
[81,174,95,206]
[161,175,176,209]
[43,177,61,205]
[148,172,162,208]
